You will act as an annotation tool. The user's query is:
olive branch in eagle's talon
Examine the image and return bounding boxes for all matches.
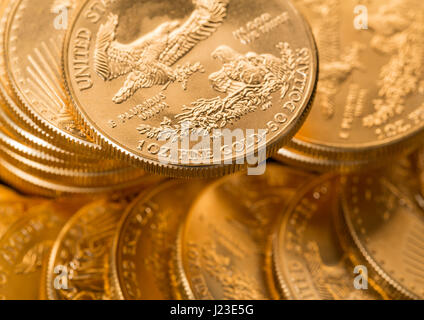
[137,42,305,141]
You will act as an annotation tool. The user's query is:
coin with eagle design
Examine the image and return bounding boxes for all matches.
[63,0,318,177]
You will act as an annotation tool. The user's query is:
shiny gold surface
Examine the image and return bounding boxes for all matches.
[44,199,126,300]
[0,0,422,302]
[4,0,99,153]
[0,189,88,300]
[111,180,210,300]
[174,164,315,299]
[272,174,387,299]
[279,0,424,168]
[63,0,318,176]
[342,161,424,299]
[0,0,156,196]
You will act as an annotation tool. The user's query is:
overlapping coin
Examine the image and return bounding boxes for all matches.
[0,0,157,197]
[0,188,89,300]
[271,174,390,299]
[44,199,126,300]
[110,180,210,300]
[277,0,424,171]
[342,161,424,299]
[172,164,315,299]
[0,0,423,303]
[63,0,318,177]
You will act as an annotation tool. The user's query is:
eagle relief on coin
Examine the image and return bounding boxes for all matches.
[277,0,424,168]
[64,0,318,177]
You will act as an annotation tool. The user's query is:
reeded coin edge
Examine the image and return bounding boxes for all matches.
[0,144,149,188]
[274,146,381,173]
[288,123,424,164]
[334,191,407,300]
[109,180,192,300]
[271,173,386,300]
[2,0,104,155]
[0,154,158,197]
[62,0,319,178]
[341,177,420,300]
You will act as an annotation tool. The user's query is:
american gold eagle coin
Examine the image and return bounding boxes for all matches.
[63,0,318,177]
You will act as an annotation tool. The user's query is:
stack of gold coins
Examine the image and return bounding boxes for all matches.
[0,0,160,197]
[0,0,423,302]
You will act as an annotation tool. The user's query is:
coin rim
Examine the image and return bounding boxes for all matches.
[62,0,319,178]
[341,172,422,299]
[2,0,104,155]
[109,179,198,300]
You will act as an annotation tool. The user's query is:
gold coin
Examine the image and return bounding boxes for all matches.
[0,153,161,197]
[278,0,424,168]
[275,146,372,173]
[110,180,210,300]
[0,126,82,168]
[0,198,87,300]
[0,119,138,172]
[0,0,93,163]
[272,174,387,300]
[173,163,315,299]
[44,199,125,300]
[0,0,55,140]
[63,0,318,177]
[0,143,145,188]
[0,94,78,162]
[3,0,103,155]
[0,185,44,238]
[342,162,424,299]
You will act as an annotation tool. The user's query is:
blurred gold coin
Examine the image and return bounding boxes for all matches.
[0,186,42,239]
[0,153,162,197]
[275,146,372,173]
[63,0,318,177]
[0,197,87,300]
[3,0,102,155]
[278,0,424,169]
[272,174,388,299]
[44,199,126,300]
[342,162,424,299]
[110,180,210,300]
[173,163,315,299]
[0,183,25,203]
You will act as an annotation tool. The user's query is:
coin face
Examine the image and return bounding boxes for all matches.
[174,164,315,299]
[111,180,209,300]
[273,175,386,300]
[45,199,125,300]
[0,199,86,300]
[3,0,101,153]
[64,0,318,176]
[342,163,424,299]
[280,0,424,164]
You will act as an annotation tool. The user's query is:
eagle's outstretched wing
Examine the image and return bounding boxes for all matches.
[159,0,229,66]
[94,14,141,81]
